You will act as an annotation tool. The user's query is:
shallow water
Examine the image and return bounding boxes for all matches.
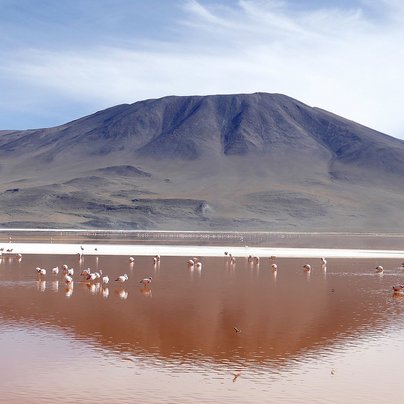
[0,253,403,403]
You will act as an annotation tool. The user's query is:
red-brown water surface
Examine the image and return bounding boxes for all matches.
[0,253,403,403]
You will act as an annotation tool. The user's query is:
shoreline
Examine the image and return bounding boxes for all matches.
[2,242,404,259]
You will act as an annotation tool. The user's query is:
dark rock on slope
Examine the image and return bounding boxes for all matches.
[1,92,404,231]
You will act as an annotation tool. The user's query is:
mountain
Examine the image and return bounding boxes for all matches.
[1,92,404,231]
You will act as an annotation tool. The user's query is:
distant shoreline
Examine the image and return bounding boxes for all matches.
[2,242,404,259]
[2,229,404,251]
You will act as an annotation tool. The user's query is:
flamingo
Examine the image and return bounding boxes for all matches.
[129,257,135,263]
[196,262,202,270]
[375,266,384,273]
[86,273,97,282]
[52,266,59,275]
[116,274,129,283]
[80,268,91,276]
[392,284,404,293]
[303,264,311,272]
[139,276,152,286]
[102,275,109,285]
[64,274,73,285]
[187,259,194,266]
[271,263,278,271]
[321,257,327,265]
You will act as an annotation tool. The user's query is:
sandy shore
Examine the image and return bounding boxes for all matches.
[2,242,404,259]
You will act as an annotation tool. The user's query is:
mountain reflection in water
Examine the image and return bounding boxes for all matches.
[0,253,403,403]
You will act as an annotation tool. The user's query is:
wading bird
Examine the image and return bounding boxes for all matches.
[64,274,73,285]
[392,284,404,294]
[116,274,129,283]
[139,276,152,286]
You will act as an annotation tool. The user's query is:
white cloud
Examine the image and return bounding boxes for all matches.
[1,0,404,138]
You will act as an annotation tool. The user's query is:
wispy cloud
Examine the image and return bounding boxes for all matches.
[1,0,404,138]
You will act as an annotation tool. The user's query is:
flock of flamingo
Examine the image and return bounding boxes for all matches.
[28,250,160,299]
[1,245,404,297]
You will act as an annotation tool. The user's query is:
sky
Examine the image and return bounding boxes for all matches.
[0,0,403,139]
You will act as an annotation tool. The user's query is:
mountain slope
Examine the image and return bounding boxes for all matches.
[1,92,404,231]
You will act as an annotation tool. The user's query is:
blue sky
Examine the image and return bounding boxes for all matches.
[1,0,403,139]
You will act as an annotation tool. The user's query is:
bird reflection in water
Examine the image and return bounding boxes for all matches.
[87,282,101,296]
[36,280,46,292]
[139,285,152,298]
[51,280,59,292]
[153,258,160,272]
[65,284,74,298]
[102,287,109,299]
[194,264,202,279]
[115,289,128,300]
[229,254,236,267]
